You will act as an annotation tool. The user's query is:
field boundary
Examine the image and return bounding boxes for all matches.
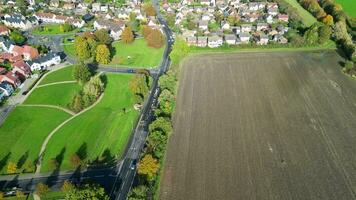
[37,81,77,88]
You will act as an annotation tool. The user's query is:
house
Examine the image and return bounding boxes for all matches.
[186,36,197,46]
[197,36,208,47]
[0,90,5,102]
[0,72,21,88]
[82,13,94,22]
[49,0,59,8]
[208,35,223,48]
[93,19,125,40]
[278,14,289,23]
[274,34,288,44]
[12,60,31,79]
[266,15,274,24]
[0,25,10,36]
[202,14,211,21]
[0,81,14,96]
[27,52,61,71]
[248,2,259,11]
[198,20,208,30]
[222,22,230,30]
[2,14,36,30]
[69,19,85,28]
[239,32,251,43]
[247,13,259,22]
[63,3,75,10]
[92,3,101,12]
[224,34,236,45]
[10,45,23,57]
[101,5,109,13]
[268,7,278,16]
[257,23,268,31]
[258,34,269,45]
[241,24,252,32]
[0,67,6,74]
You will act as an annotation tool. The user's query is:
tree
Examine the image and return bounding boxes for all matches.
[65,183,109,200]
[83,75,105,98]
[0,192,3,200]
[149,117,172,135]
[144,3,156,16]
[74,36,91,60]
[16,0,28,15]
[36,183,50,197]
[10,30,26,45]
[169,38,189,64]
[156,89,175,117]
[304,23,320,45]
[318,25,332,44]
[146,131,167,159]
[121,27,135,44]
[159,72,176,92]
[70,93,84,113]
[129,74,149,103]
[142,25,153,39]
[146,29,164,48]
[334,21,350,42]
[95,44,111,64]
[16,191,25,199]
[62,180,74,193]
[127,185,148,200]
[227,15,239,26]
[60,23,73,33]
[214,10,224,25]
[137,154,159,181]
[322,14,334,26]
[73,64,91,84]
[7,162,17,174]
[94,29,113,45]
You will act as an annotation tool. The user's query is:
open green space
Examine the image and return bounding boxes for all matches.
[32,24,77,35]
[110,39,164,68]
[39,65,76,85]
[0,107,70,174]
[62,37,76,57]
[24,83,81,109]
[335,0,356,17]
[283,0,317,26]
[27,191,65,200]
[41,73,139,172]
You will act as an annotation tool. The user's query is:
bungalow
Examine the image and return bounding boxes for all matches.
[0,81,14,96]
[27,52,61,71]
[198,20,208,30]
[274,34,288,44]
[0,72,21,88]
[257,34,269,45]
[225,34,236,45]
[239,32,251,43]
[186,36,197,46]
[208,35,223,48]
[197,36,208,47]
[0,25,10,36]
[241,24,252,32]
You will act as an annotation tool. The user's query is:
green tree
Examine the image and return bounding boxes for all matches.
[149,117,172,135]
[129,74,149,103]
[65,183,109,200]
[322,14,334,26]
[73,64,91,84]
[10,30,26,45]
[304,23,320,45]
[95,44,111,64]
[121,27,135,44]
[83,75,105,98]
[74,36,91,60]
[146,29,164,48]
[16,191,25,199]
[62,180,74,193]
[94,29,113,45]
[159,72,177,92]
[36,183,50,197]
[146,131,167,159]
[16,0,28,15]
[318,25,332,44]
[137,154,159,181]
[214,10,224,25]
[70,93,84,113]
[169,38,189,64]
[127,185,148,200]
[0,192,3,200]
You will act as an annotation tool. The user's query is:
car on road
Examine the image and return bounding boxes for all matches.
[22,91,28,95]
[130,160,137,170]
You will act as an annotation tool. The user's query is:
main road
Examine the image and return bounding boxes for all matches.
[0,1,174,199]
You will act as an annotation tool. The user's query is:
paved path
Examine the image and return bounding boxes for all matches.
[37,81,77,88]
[35,93,105,174]
[19,104,75,116]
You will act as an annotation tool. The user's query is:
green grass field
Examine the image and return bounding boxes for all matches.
[32,24,77,35]
[0,107,70,174]
[62,37,76,57]
[110,39,164,68]
[40,74,138,172]
[336,0,356,17]
[39,65,76,85]
[283,0,317,26]
[24,83,81,109]
[27,191,65,200]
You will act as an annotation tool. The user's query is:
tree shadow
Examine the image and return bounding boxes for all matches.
[76,143,88,161]
[55,147,66,169]
[17,151,29,169]
[0,152,11,172]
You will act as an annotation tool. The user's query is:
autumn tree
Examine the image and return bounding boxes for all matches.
[16,191,25,199]
[129,74,149,103]
[137,154,159,181]
[61,180,74,193]
[73,64,91,84]
[0,192,3,200]
[142,25,153,39]
[36,183,50,197]
[94,29,113,45]
[322,14,334,26]
[121,27,134,44]
[144,3,156,16]
[96,44,111,64]
[74,36,91,60]
[127,185,148,200]
[7,162,17,174]
[146,29,164,48]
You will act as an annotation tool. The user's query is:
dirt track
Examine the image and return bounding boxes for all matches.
[159,51,356,200]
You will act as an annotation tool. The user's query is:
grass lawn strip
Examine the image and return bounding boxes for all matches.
[282,0,317,26]
[40,74,138,172]
[38,65,76,85]
[32,24,77,35]
[19,104,75,116]
[0,107,71,174]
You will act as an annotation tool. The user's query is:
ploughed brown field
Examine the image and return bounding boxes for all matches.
[159,51,356,200]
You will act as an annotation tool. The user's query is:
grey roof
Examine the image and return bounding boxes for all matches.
[197,36,207,42]
[225,34,236,40]
[239,32,251,38]
[241,24,252,28]
[27,52,59,65]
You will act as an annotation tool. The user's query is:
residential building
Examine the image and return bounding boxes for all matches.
[0,81,14,96]
[27,52,61,71]
[239,32,251,43]
[225,34,236,45]
[208,35,223,48]
[197,36,208,47]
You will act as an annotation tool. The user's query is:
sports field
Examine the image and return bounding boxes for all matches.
[336,0,356,17]
[160,51,356,200]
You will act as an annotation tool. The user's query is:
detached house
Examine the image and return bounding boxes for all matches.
[186,36,197,46]
[27,52,61,71]
[197,36,208,47]
[94,19,126,40]
[208,35,223,48]
[241,24,252,32]
[239,32,251,43]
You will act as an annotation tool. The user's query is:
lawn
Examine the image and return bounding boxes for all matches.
[283,0,317,26]
[24,83,81,109]
[336,0,356,17]
[32,24,77,35]
[0,107,70,174]
[40,73,139,172]
[109,39,164,68]
[39,65,76,85]
[62,37,76,57]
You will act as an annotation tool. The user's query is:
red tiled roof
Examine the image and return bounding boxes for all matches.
[11,45,24,56]
[23,45,39,60]
[0,67,6,74]
[0,25,9,33]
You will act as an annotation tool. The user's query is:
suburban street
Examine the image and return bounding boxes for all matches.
[0,0,173,199]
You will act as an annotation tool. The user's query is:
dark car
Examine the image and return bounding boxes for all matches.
[22,91,28,95]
